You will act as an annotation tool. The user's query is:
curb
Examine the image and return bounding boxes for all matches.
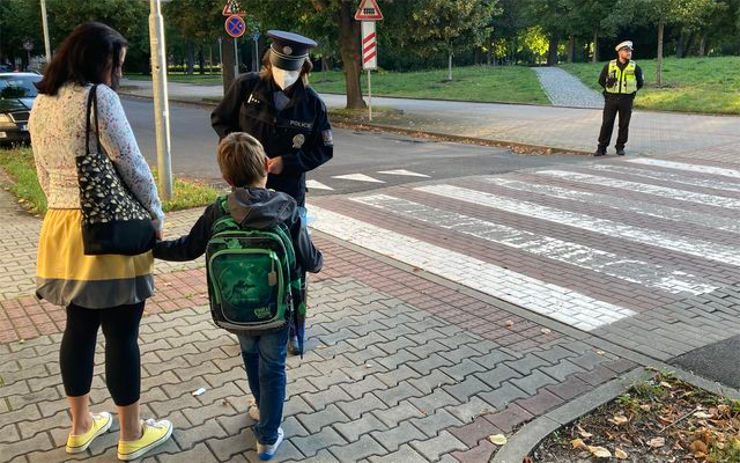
[118,90,593,156]
[491,367,648,463]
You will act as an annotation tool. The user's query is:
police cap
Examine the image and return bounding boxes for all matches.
[267,30,318,71]
[615,40,633,52]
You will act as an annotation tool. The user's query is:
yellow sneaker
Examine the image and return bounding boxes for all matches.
[117,418,173,461]
[65,411,113,454]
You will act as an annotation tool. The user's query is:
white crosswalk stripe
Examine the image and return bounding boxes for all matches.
[536,170,740,210]
[309,204,636,331]
[627,158,740,179]
[376,169,430,178]
[306,179,334,191]
[416,184,740,266]
[331,173,385,183]
[350,194,717,296]
[482,177,740,234]
[590,164,740,193]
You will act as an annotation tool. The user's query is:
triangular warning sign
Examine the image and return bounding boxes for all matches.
[354,0,383,20]
[222,0,246,16]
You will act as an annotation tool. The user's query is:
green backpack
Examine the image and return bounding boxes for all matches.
[205,196,305,336]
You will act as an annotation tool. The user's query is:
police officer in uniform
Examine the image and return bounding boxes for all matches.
[595,40,644,156]
[211,30,333,354]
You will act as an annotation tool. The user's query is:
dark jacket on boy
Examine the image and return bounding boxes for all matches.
[154,187,322,274]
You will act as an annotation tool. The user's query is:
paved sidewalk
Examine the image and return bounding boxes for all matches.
[4,150,740,461]
[532,67,603,109]
[121,78,740,160]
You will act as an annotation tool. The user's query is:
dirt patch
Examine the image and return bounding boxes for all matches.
[530,371,740,462]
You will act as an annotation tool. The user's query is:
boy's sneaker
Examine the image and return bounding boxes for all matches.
[257,427,284,460]
[66,411,113,453]
[248,404,260,421]
[117,418,173,461]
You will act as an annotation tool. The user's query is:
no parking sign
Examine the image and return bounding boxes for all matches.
[225,15,246,38]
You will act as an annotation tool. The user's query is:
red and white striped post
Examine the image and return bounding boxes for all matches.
[361,21,377,120]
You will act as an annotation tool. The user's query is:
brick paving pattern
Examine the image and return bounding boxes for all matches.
[533,67,603,109]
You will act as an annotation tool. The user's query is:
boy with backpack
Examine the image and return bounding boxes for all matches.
[153,132,323,460]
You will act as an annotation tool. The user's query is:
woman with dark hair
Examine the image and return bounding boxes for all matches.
[29,22,172,460]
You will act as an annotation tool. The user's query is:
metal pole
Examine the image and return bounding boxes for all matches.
[39,0,51,64]
[367,70,372,121]
[253,37,258,72]
[148,0,173,200]
[217,37,223,71]
[233,37,239,77]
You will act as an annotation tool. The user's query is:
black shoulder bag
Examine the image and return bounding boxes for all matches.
[76,84,156,255]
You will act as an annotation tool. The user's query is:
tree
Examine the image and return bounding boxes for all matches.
[636,0,718,85]
[403,0,499,80]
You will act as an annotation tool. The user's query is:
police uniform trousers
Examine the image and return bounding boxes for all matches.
[598,94,634,151]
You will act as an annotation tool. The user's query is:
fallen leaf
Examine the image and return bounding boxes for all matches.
[571,438,587,450]
[596,350,605,355]
[576,425,593,438]
[693,411,712,419]
[588,446,612,458]
[608,415,629,426]
[504,320,514,327]
[690,440,708,455]
[489,434,507,445]
[615,448,628,459]
[640,404,651,411]
[540,328,551,335]
[659,381,673,389]
[647,437,665,448]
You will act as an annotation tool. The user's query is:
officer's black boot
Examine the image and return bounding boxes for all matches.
[616,148,626,156]
[594,146,606,156]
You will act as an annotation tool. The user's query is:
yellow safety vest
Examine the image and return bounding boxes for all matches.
[605,59,637,95]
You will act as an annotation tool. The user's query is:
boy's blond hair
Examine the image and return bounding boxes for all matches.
[217,132,267,187]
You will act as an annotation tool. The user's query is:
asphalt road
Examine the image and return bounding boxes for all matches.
[122,97,586,195]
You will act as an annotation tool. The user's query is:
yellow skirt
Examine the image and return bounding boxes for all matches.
[36,209,154,308]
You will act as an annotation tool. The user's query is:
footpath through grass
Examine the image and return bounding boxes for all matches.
[0,146,220,215]
[561,56,740,115]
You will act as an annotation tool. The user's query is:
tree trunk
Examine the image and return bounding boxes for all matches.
[698,34,707,56]
[198,46,205,74]
[657,19,664,86]
[321,56,329,72]
[186,41,195,75]
[338,0,365,109]
[221,34,236,94]
[209,46,213,73]
[568,35,575,63]
[592,31,599,63]
[547,32,559,66]
[676,30,686,58]
[448,51,453,81]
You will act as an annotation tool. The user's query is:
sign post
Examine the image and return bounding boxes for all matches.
[148,0,173,200]
[355,0,383,122]
[39,0,52,65]
[224,2,247,77]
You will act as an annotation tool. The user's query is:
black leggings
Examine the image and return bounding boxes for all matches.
[60,302,145,406]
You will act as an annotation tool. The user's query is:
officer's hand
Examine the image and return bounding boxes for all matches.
[606,77,617,87]
[267,156,284,175]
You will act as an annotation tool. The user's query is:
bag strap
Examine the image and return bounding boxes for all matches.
[85,84,101,156]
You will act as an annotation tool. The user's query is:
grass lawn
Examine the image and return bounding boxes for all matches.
[310,66,550,104]
[0,146,220,215]
[561,56,740,115]
[126,73,222,84]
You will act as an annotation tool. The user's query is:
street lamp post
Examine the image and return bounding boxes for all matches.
[39,0,52,65]
[148,0,173,200]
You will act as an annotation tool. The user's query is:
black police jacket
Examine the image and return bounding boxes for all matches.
[211,73,334,206]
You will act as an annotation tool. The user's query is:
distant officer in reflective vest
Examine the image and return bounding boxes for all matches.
[595,40,644,156]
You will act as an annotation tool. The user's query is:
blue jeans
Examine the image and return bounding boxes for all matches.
[238,328,289,444]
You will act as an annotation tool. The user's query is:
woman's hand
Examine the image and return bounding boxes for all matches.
[155,229,163,241]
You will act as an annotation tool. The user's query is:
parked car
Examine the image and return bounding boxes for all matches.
[0,73,42,145]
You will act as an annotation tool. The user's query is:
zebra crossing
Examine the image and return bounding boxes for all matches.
[308,157,740,335]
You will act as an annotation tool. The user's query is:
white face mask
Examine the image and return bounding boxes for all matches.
[272,67,301,90]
